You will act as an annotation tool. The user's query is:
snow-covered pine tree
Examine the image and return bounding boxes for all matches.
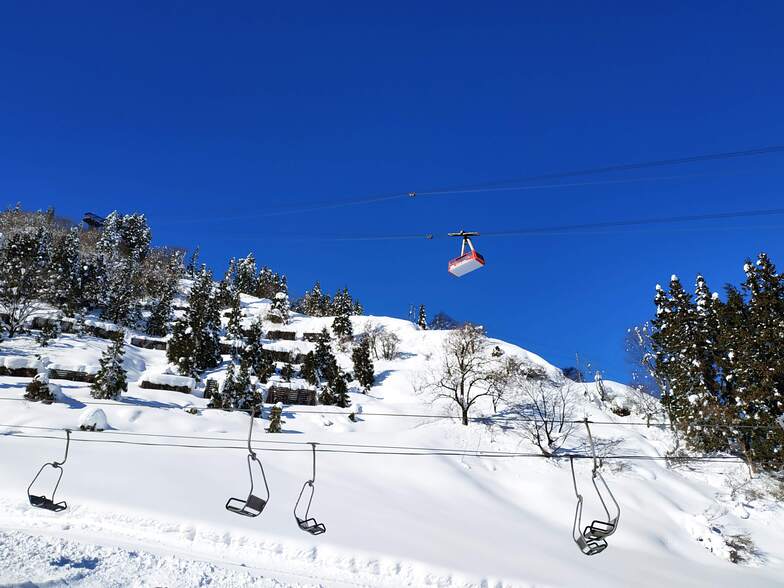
[352,336,375,393]
[216,258,237,309]
[226,292,243,357]
[0,229,49,337]
[417,304,427,330]
[332,372,351,408]
[101,257,142,327]
[331,288,353,342]
[234,253,258,295]
[314,328,339,384]
[186,246,200,278]
[734,253,784,470]
[166,266,221,377]
[146,261,178,337]
[301,351,318,386]
[91,338,128,400]
[204,378,219,401]
[47,227,82,316]
[120,213,151,261]
[270,291,290,325]
[239,317,275,383]
[233,360,263,416]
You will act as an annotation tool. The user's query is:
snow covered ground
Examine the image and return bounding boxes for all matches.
[0,300,783,587]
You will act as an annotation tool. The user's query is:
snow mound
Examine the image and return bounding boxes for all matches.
[79,408,109,431]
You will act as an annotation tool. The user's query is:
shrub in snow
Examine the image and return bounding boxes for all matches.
[24,373,59,404]
[79,408,109,431]
[91,338,128,400]
[36,320,61,347]
[377,331,400,360]
[268,402,283,433]
[203,378,219,400]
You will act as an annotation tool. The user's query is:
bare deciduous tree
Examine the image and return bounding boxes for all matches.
[510,378,576,456]
[428,324,495,425]
[628,384,662,427]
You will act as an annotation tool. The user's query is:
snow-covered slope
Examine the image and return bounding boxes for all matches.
[0,296,782,587]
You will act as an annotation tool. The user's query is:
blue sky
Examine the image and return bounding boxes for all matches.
[1,2,783,380]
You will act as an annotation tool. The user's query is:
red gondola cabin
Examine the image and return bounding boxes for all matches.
[447,231,485,277]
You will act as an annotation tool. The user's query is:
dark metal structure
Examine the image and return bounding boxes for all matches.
[82,212,106,229]
[570,419,621,555]
[293,442,326,535]
[225,408,270,518]
[27,429,71,512]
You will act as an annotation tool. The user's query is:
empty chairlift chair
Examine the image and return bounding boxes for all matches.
[293,443,326,535]
[225,408,270,518]
[569,419,620,556]
[28,429,71,512]
[447,231,485,277]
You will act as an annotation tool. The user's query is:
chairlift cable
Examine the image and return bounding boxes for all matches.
[0,402,779,432]
[0,430,770,465]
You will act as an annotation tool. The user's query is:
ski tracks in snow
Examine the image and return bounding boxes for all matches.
[0,498,523,588]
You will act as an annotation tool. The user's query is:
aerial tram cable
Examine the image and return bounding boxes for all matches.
[27,428,71,512]
[164,144,784,223]
[293,442,327,535]
[225,407,270,518]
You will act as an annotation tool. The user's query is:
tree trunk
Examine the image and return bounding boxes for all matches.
[461,407,469,426]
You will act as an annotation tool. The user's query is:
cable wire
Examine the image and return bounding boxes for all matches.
[0,430,753,464]
[0,397,779,432]
[161,144,784,224]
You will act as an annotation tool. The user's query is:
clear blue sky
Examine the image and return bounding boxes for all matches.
[1,2,783,380]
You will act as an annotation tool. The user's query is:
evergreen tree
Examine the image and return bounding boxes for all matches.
[417,304,428,330]
[186,246,200,278]
[0,228,49,337]
[101,257,142,327]
[331,288,353,341]
[226,292,243,356]
[352,337,375,392]
[332,372,351,408]
[301,281,329,316]
[301,351,318,386]
[239,317,275,382]
[204,378,220,401]
[91,338,128,400]
[47,227,82,316]
[216,258,236,308]
[234,253,258,295]
[146,275,177,337]
[166,266,221,377]
[314,328,339,384]
[270,291,290,325]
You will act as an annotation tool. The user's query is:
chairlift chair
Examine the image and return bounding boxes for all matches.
[569,420,621,555]
[293,443,326,535]
[225,408,270,518]
[447,231,485,277]
[27,429,71,512]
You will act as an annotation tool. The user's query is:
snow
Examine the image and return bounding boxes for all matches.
[79,408,109,431]
[1,355,43,370]
[0,300,782,586]
[138,371,196,391]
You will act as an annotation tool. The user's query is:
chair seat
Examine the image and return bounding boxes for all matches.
[585,520,616,539]
[226,495,266,518]
[29,494,67,512]
[577,533,608,556]
[297,516,326,535]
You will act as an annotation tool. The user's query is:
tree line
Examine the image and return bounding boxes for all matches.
[632,252,784,472]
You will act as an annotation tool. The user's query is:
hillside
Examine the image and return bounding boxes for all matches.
[0,287,783,587]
